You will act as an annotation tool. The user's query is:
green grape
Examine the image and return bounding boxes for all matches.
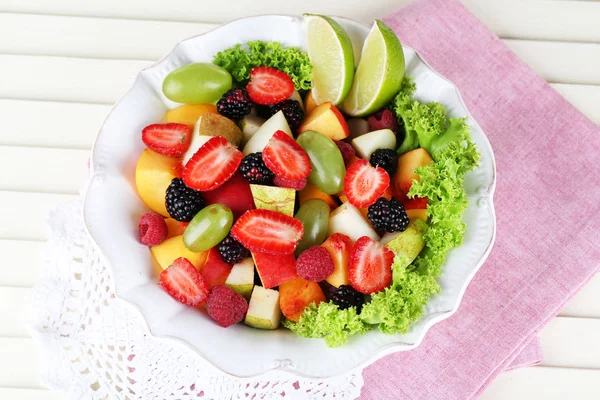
[294,199,330,255]
[183,204,233,252]
[162,63,232,104]
[296,130,346,194]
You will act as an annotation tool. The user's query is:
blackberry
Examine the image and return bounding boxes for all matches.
[331,285,365,313]
[318,281,338,301]
[269,99,304,130]
[218,234,249,264]
[165,178,205,222]
[217,88,253,120]
[239,152,274,184]
[369,148,398,177]
[367,197,410,233]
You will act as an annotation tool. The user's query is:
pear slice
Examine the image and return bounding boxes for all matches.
[351,128,396,160]
[381,223,426,268]
[250,184,296,216]
[242,111,292,156]
[245,286,281,330]
[225,258,255,299]
[328,202,380,242]
[238,115,265,145]
[194,113,242,146]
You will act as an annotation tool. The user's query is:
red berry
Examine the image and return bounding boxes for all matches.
[138,212,168,246]
[335,141,355,167]
[142,123,191,157]
[296,246,335,282]
[349,236,394,294]
[206,285,248,328]
[367,109,399,134]
[274,175,307,190]
[246,66,295,105]
[160,258,209,306]
[182,136,242,191]
[231,209,304,255]
[263,130,312,180]
[344,159,390,208]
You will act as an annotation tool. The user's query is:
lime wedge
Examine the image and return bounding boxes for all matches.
[342,20,405,117]
[304,14,355,106]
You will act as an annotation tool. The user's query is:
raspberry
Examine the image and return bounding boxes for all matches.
[331,285,365,313]
[274,175,307,190]
[269,99,304,130]
[239,152,274,184]
[206,285,249,328]
[296,246,334,282]
[369,148,398,177]
[367,197,410,233]
[368,109,399,134]
[217,88,253,120]
[138,212,168,246]
[335,141,356,167]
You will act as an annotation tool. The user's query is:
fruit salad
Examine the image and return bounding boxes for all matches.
[134,15,480,346]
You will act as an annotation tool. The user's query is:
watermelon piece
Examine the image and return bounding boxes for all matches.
[202,172,255,219]
[199,248,233,288]
[251,251,298,289]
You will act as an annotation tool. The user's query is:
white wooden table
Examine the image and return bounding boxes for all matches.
[1,0,599,398]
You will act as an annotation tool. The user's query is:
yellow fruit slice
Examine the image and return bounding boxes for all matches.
[166,104,217,128]
[135,149,182,217]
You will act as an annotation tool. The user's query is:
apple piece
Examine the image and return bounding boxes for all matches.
[288,90,304,110]
[193,113,242,147]
[245,286,281,329]
[201,172,255,219]
[328,202,380,242]
[322,233,353,288]
[150,235,208,271]
[225,258,255,299]
[304,89,318,115]
[279,277,326,322]
[238,115,265,145]
[346,118,370,141]
[351,129,396,160]
[135,149,182,217]
[299,181,338,210]
[199,247,233,288]
[380,223,425,268]
[250,184,296,216]
[298,102,349,141]
[251,251,298,289]
[393,148,433,197]
[182,134,211,165]
[164,218,188,239]
[242,111,292,156]
[166,104,217,128]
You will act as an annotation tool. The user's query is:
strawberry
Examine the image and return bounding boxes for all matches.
[343,159,390,208]
[142,123,191,157]
[231,209,304,255]
[349,236,394,294]
[246,66,295,105]
[403,196,428,210]
[160,257,209,306]
[262,130,311,180]
[182,136,242,191]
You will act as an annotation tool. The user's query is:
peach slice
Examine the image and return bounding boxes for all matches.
[298,102,349,141]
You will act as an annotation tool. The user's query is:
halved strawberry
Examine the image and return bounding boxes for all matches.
[231,209,304,255]
[142,123,191,157]
[160,257,209,306]
[349,236,394,294]
[262,130,311,180]
[182,136,242,191]
[246,66,295,105]
[344,159,390,208]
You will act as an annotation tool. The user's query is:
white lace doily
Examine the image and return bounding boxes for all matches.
[29,195,364,399]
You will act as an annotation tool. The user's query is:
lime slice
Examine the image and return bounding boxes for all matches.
[304,14,355,106]
[342,20,405,117]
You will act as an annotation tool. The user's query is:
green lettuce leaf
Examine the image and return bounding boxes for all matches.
[213,41,313,90]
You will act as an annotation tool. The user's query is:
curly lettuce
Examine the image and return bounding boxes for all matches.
[213,41,313,90]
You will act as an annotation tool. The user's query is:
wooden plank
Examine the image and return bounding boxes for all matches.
[0,240,43,287]
[0,337,44,389]
[551,83,600,125]
[0,192,75,241]
[0,287,31,337]
[1,99,111,149]
[539,317,600,369]
[560,274,600,317]
[482,366,600,399]
[0,55,151,104]
[0,388,62,400]
[0,146,88,194]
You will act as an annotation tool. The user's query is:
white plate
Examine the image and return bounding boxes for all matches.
[84,15,496,379]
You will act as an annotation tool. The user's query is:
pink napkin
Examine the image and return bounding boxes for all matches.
[358,0,600,398]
